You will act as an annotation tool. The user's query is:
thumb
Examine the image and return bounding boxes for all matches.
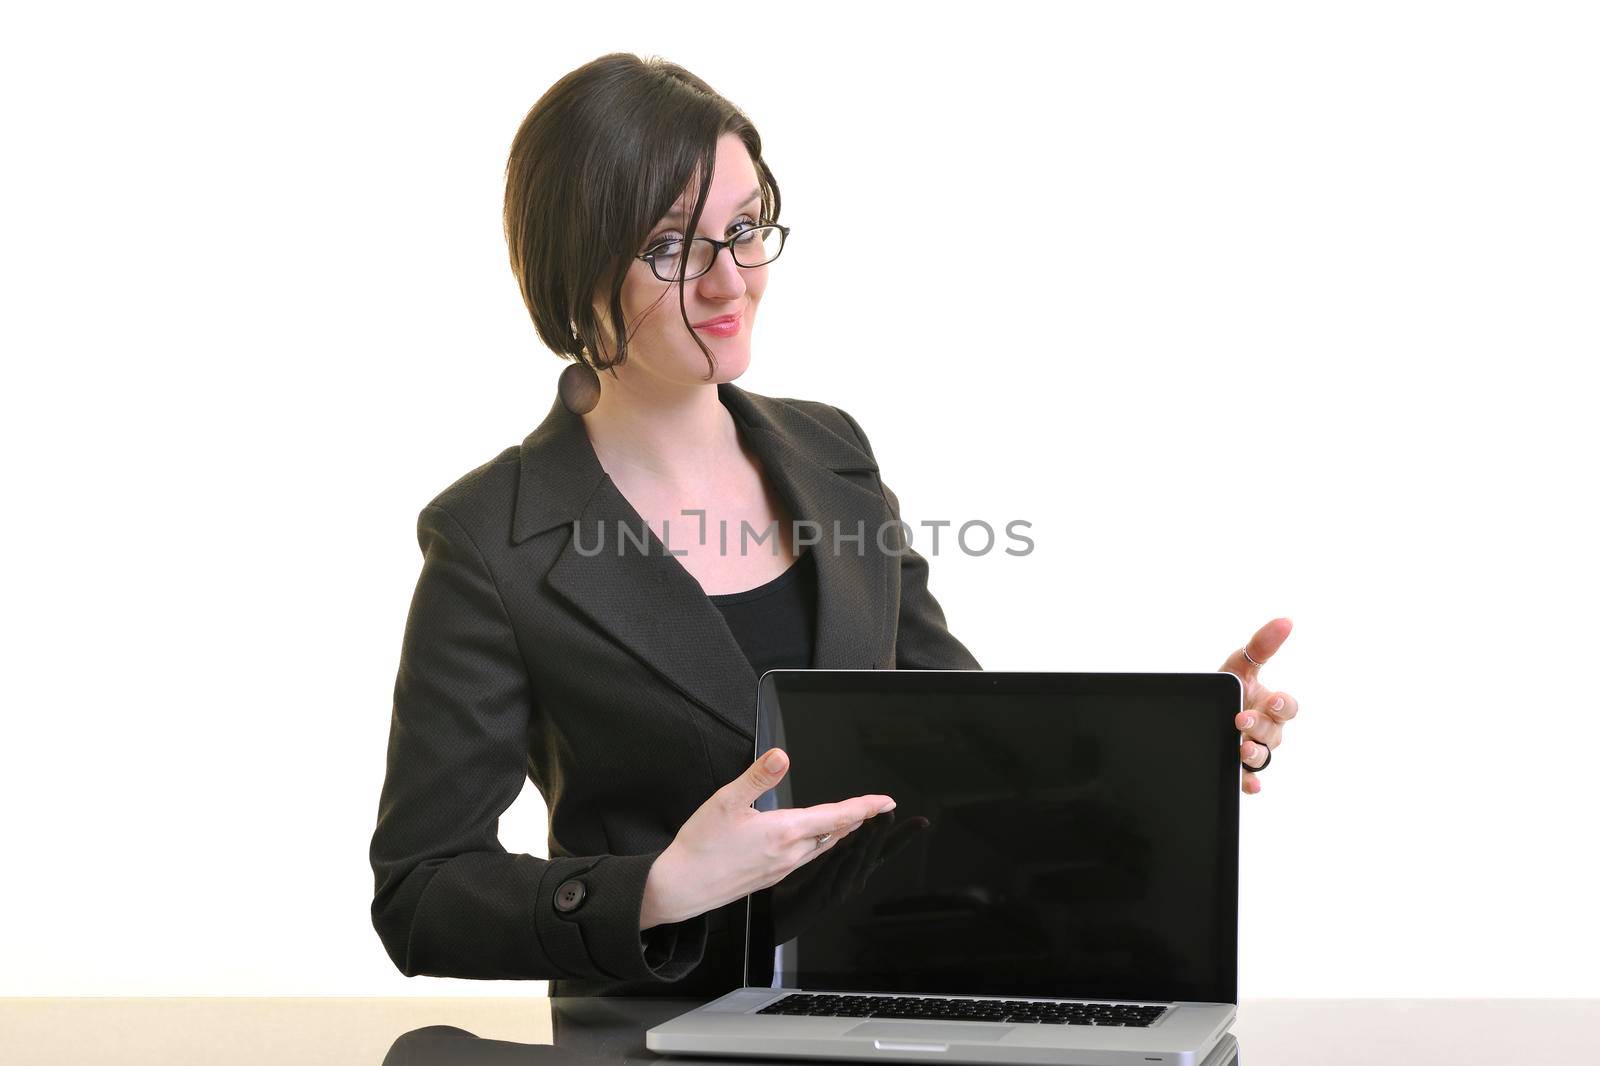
[728,746,788,806]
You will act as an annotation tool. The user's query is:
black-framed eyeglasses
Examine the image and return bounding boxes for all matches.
[635,223,791,282]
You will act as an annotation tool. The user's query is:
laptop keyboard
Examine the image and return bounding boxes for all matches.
[756,992,1168,1027]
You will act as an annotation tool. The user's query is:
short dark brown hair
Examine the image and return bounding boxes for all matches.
[503,53,782,380]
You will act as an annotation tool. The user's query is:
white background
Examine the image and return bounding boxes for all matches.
[2,1,1596,998]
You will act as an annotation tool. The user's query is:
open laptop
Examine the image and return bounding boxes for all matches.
[646,669,1243,1066]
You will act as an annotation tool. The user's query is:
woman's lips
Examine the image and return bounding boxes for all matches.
[693,312,743,337]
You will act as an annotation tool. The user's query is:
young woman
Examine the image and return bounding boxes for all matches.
[368,52,1298,998]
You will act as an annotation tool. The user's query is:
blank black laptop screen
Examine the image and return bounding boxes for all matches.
[745,671,1240,1005]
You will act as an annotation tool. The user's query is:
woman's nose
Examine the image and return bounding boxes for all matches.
[699,243,748,296]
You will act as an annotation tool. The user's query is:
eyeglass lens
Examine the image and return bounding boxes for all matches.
[652,226,784,280]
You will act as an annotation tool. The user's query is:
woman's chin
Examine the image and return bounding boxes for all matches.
[705,343,753,382]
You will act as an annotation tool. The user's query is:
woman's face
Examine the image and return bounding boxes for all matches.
[590,132,769,391]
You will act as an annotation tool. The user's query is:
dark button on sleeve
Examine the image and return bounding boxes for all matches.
[554,878,587,913]
[536,850,710,982]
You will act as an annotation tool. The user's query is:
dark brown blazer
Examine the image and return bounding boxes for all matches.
[369,381,981,996]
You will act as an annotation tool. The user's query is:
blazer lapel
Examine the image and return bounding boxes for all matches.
[509,382,890,741]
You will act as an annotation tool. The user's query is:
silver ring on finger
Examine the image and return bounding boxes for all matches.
[814,832,833,849]
[1242,646,1263,667]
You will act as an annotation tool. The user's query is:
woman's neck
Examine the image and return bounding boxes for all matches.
[579,376,744,496]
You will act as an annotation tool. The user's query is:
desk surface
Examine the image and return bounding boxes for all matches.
[1,997,1595,1065]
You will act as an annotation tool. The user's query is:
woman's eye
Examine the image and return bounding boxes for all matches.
[648,215,758,251]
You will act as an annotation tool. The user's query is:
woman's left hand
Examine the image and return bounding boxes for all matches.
[1220,617,1297,795]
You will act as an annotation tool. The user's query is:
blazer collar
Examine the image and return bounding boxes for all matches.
[511,381,888,741]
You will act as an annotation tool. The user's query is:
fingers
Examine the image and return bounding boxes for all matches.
[1234,708,1284,749]
[722,747,789,808]
[1240,738,1272,770]
[1242,769,1262,795]
[790,814,867,872]
[821,818,866,851]
[1235,687,1296,771]
[1219,617,1294,677]
[1261,690,1298,724]
[1236,705,1277,770]
[794,795,896,840]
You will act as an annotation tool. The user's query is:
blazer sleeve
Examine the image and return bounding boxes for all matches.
[369,503,708,982]
[831,407,984,671]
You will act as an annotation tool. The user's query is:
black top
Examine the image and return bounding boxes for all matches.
[707,549,818,674]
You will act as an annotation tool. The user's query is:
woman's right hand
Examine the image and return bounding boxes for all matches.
[640,746,895,930]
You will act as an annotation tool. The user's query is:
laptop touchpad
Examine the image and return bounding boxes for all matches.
[844,1021,1015,1043]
